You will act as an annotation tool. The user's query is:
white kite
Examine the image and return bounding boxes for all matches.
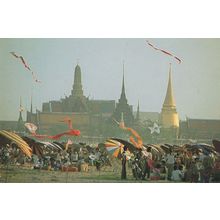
[148,123,161,134]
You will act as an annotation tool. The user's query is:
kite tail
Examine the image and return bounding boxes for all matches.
[120,126,143,149]
[146,40,182,64]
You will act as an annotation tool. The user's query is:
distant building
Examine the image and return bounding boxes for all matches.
[180,118,220,140]
[26,64,116,136]
[135,111,160,123]
[1,63,220,142]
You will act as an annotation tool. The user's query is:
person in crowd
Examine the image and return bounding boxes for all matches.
[71,150,79,163]
[141,146,153,180]
[201,156,214,183]
[171,165,184,182]
[121,146,128,180]
[188,159,199,182]
[165,150,175,180]
[159,160,167,180]
[94,147,101,171]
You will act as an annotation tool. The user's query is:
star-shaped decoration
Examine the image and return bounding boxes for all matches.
[148,122,161,134]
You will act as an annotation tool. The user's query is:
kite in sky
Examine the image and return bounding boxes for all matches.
[10,52,41,83]
[148,122,161,134]
[25,119,80,140]
[146,40,182,64]
[25,123,51,139]
[114,114,143,149]
[51,118,81,139]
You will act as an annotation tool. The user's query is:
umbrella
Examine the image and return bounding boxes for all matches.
[53,142,65,150]
[212,139,220,153]
[104,139,124,159]
[21,136,44,157]
[184,143,216,155]
[160,144,171,153]
[86,145,94,153]
[147,144,165,158]
[111,138,138,153]
[0,130,32,158]
[39,141,63,151]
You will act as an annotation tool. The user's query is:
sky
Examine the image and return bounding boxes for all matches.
[0,38,220,121]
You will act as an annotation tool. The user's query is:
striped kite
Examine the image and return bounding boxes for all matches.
[10,52,41,83]
[146,40,182,64]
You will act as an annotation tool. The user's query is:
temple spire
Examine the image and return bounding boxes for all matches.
[119,62,127,103]
[160,64,179,129]
[112,62,134,126]
[71,64,84,97]
[136,100,140,121]
[30,95,33,114]
[17,96,24,132]
[163,64,176,108]
[18,96,23,121]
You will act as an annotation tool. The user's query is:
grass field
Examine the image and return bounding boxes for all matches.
[0,164,168,183]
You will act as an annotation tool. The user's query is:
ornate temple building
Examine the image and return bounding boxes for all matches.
[26,64,116,136]
[3,62,220,142]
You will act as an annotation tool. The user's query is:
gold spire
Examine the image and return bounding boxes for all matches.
[163,64,176,108]
[160,64,179,129]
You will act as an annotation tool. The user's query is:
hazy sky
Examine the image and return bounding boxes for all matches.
[0,38,220,121]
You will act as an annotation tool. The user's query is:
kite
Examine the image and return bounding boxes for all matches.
[148,122,161,134]
[49,117,81,140]
[146,40,182,64]
[49,129,80,140]
[114,117,143,149]
[25,119,80,140]
[25,123,54,139]
[10,52,41,83]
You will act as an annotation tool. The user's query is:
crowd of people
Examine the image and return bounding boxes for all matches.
[122,145,220,182]
[1,140,220,183]
[0,143,111,172]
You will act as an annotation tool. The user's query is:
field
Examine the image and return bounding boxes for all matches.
[0,164,167,183]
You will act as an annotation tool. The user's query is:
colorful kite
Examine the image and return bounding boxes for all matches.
[146,40,182,64]
[114,117,143,149]
[50,117,81,139]
[25,123,38,134]
[25,120,80,140]
[10,52,41,83]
